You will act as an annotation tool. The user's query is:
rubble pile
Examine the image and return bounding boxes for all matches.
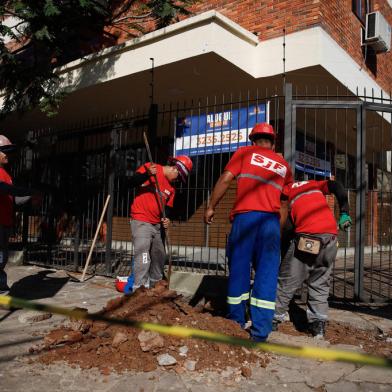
[36,282,264,374]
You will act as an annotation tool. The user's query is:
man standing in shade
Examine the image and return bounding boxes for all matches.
[273,179,352,339]
[0,135,40,294]
[204,123,293,342]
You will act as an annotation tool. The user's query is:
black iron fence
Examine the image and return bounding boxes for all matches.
[8,84,392,302]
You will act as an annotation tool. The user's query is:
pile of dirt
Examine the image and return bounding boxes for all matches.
[35,282,264,374]
[278,320,392,358]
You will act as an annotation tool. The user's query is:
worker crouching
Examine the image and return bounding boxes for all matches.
[273,179,352,339]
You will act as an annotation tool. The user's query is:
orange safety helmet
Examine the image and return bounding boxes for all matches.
[168,155,193,183]
[248,123,276,142]
[0,135,16,152]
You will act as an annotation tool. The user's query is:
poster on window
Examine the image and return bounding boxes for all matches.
[174,103,269,156]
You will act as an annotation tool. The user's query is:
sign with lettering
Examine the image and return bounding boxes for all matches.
[174,104,268,156]
[295,151,331,177]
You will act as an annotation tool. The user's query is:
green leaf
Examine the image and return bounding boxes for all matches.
[34,25,53,41]
[44,0,61,17]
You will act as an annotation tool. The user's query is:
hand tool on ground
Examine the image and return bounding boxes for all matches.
[67,194,111,283]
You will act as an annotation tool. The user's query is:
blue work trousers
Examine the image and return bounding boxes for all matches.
[227,211,280,341]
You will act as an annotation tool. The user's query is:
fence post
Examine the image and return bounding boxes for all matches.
[354,103,366,301]
[284,83,295,171]
[148,103,158,142]
[73,220,80,270]
[105,128,118,275]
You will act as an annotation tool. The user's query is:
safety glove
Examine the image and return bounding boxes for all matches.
[338,213,352,231]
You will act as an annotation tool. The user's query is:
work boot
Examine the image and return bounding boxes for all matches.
[308,320,326,339]
[272,319,281,332]
[0,284,10,296]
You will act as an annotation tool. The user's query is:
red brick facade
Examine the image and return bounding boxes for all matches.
[113,1,392,93]
[190,0,392,92]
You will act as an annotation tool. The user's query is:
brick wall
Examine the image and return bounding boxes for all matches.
[113,0,392,95]
[320,1,392,94]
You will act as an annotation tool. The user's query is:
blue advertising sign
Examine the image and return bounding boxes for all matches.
[295,151,331,177]
[175,104,268,156]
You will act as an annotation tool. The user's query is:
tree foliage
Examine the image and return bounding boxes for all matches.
[0,0,193,117]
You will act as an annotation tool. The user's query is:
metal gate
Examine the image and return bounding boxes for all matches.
[10,84,392,302]
[285,84,392,302]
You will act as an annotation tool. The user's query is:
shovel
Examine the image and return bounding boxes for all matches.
[142,132,174,287]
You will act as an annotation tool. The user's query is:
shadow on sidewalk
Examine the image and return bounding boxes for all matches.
[8,269,69,301]
[330,301,392,321]
[0,270,69,323]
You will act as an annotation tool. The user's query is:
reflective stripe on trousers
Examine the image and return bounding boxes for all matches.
[250,297,275,310]
[227,211,281,341]
[227,292,250,305]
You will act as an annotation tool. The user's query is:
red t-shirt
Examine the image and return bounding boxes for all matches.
[288,180,337,235]
[225,146,293,220]
[0,167,13,227]
[130,163,175,224]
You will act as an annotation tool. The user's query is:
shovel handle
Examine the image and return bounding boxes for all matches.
[81,195,111,282]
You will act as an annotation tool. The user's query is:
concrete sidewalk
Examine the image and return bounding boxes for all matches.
[1,265,392,392]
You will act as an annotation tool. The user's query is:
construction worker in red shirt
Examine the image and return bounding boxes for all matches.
[0,135,40,294]
[273,179,352,339]
[125,155,192,293]
[204,123,293,342]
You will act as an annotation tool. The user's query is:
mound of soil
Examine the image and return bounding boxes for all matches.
[37,282,264,374]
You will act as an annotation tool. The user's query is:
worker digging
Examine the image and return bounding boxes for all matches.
[118,148,192,294]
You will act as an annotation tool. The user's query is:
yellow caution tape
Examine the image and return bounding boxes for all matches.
[1,294,391,369]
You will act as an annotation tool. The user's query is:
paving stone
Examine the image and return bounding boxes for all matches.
[267,366,304,383]
[154,371,188,392]
[18,311,52,323]
[345,366,392,384]
[267,354,356,388]
[250,366,280,384]
[329,309,377,331]
[304,361,356,388]
[326,381,392,392]
[236,383,314,392]
[332,344,366,353]
[109,372,158,392]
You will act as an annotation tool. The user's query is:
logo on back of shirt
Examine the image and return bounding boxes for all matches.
[250,153,287,178]
[292,181,309,188]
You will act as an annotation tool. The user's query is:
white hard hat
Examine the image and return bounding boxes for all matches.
[0,135,16,152]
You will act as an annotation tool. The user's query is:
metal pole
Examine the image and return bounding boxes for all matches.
[73,220,80,271]
[150,57,154,106]
[354,103,366,301]
[284,83,294,172]
[105,129,117,275]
